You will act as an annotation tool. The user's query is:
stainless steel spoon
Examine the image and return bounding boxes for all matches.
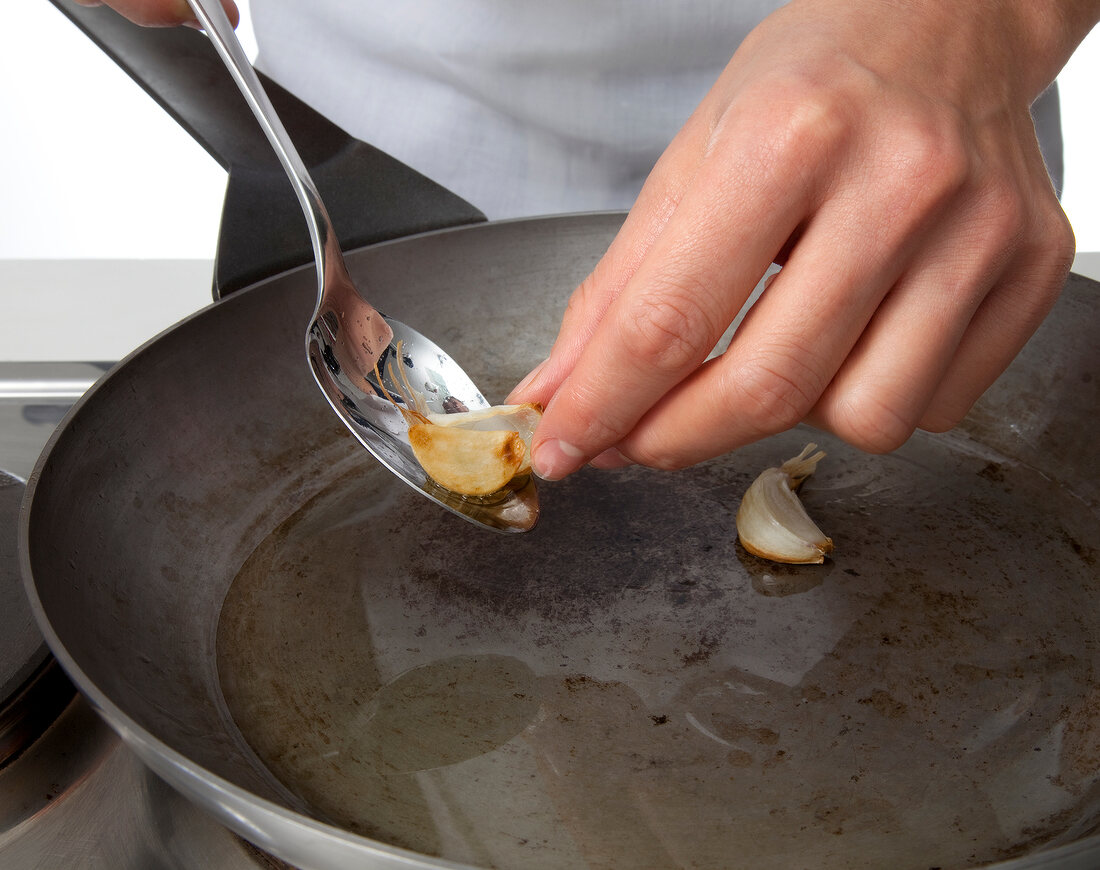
[185,0,537,533]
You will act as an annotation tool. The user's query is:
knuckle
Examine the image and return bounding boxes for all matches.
[1004,206,1076,322]
[768,89,852,170]
[712,77,852,181]
[726,350,823,437]
[831,392,917,454]
[859,112,972,236]
[1040,206,1077,268]
[1025,202,1077,283]
[779,89,850,155]
[559,380,632,447]
[561,271,601,326]
[879,109,971,204]
[620,282,719,374]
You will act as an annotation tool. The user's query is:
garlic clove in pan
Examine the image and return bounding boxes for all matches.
[409,403,542,496]
[736,443,834,564]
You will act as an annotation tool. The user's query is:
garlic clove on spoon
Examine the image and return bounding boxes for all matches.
[410,403,543,495]
[424,403,542,467]
[736,443,834,564]
[409,423,529,497]
[374,343,544,497]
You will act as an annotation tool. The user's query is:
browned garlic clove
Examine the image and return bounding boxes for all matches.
[736,443,834,564]
[371,344,545,497]
[424,403,542,475]
[409,403,542,496]
[409,424,526,496]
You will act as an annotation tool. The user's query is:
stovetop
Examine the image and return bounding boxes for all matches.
[0,362,286,869]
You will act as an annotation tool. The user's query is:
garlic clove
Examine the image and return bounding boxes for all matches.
[373,340,543,496]
[409,423,528,497]
[736,443,834,564]
[424,403,541,475]
[421,402,542,480]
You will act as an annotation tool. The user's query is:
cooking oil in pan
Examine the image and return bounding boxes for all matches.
[217,430,1100,869]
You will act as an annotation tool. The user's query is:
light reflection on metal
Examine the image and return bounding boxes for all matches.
[189,0,537,532]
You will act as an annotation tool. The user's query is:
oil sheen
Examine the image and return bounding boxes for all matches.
[217,429,1100,869]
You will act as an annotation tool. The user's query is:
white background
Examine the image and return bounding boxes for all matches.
[1,2,1097,361]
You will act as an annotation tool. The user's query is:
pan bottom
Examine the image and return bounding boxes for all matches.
[216,428,1100,869]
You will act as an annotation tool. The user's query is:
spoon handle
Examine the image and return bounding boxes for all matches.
[185,0,336,293]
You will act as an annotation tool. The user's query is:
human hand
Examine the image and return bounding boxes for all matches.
[72,0,239,28]
[509,0,1097,480]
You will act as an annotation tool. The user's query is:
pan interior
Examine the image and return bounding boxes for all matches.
[24,215,1100,869]
[216,425,1100,870]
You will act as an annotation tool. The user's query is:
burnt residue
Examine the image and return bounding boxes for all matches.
[977,461,1007,484]
[856,689,908,720]
[1060,528,1098,567]
[392,462,745,629]
[679,631,723,667]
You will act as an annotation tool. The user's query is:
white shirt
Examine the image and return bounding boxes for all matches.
[251,1,1064,216]
[252,1,784,218]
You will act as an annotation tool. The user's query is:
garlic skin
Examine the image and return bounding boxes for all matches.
[736,444,834,564]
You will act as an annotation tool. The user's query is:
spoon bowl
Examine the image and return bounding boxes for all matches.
[186,0,538,532]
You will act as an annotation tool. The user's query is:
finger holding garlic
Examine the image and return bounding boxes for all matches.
[736,444,834,564]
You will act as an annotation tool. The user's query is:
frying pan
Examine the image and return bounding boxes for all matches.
[23,3,1100,868]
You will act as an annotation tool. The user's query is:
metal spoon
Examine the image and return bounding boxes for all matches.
[185,0,537,533]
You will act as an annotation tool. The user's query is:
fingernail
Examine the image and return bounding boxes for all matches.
[532,439,585,481]
[183,18,204,29]
[588,448,634,470]
[507,358,549,403]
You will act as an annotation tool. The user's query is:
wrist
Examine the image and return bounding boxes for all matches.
[785,0,1098,105]
[1000,0,1100,98]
